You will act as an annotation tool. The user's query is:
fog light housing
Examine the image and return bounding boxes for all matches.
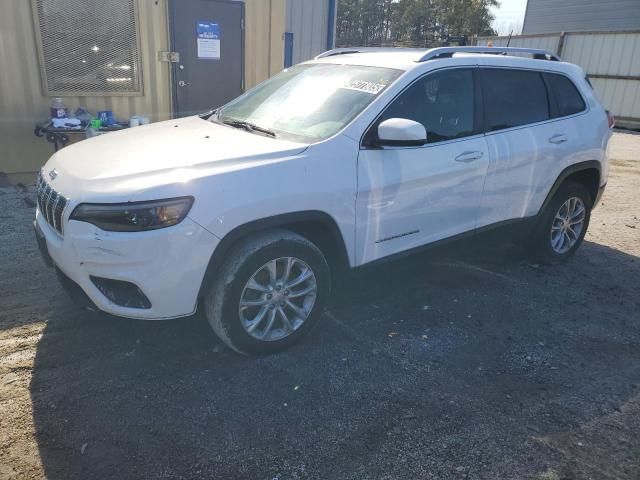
[90,276,152,309]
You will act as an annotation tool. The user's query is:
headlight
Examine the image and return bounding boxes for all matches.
[70,197,194,232]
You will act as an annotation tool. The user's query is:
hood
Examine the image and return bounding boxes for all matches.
[44,116,308,196]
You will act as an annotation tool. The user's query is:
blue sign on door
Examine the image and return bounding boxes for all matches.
[196,21,221,60]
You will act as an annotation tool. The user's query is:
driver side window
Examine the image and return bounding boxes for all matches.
[367,68,476,145]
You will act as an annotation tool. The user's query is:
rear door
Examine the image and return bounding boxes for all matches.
[478,67,565,227]
[356,67,490,265]
[542,71,590,174]
[170,0,244,117]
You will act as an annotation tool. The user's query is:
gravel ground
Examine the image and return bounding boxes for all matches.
[1,132,639,480]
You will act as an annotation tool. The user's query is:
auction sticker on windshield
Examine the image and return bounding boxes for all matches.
[342,79,388,95]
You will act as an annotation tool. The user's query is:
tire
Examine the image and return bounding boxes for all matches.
[203,229,331,355]
[530,181,593,263]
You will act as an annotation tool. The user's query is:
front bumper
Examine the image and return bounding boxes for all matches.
[35,208,220,320]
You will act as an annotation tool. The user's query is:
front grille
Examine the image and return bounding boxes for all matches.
[36,172,68,235]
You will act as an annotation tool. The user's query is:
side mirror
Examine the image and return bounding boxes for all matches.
[377,118,427,147]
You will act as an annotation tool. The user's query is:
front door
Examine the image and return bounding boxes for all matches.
[356,68,489,265]
[170,0,244,117]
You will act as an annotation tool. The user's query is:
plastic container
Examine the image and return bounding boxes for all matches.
[50,98,68,119]
[74,107,92,126]
[97,110,115,126]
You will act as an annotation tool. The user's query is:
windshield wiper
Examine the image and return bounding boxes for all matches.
[222,119,277,138]
[199,109,217,120]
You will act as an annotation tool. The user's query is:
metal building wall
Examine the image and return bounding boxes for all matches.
[563,31,640,127]
[522,0,640,34]
[0,0,172,180]
[244,0,286,89]
[476,31,640,129]
[475,34,560,54]
[0,0,293,179]
[285,0,332,65]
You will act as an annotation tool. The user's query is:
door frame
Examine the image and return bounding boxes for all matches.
[359,66,484,149]
[167,0,245,118]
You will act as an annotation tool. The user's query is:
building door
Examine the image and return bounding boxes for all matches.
[169,0,244,117]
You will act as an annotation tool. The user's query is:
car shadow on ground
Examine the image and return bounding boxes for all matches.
[30,237,640,479]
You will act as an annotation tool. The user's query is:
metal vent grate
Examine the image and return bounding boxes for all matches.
[33,0,142,96]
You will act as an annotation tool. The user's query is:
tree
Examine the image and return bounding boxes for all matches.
[392,0,435,46]
[335,0,393,46]
[436,0,498,38]
[336,0,498,48]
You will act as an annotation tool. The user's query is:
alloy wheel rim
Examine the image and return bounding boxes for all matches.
[550,196,586,254]
[239,257,317,342]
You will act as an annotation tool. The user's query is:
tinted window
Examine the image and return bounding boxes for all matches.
[372,68,475,144]
[483,69,549,131]
[545,73,586,117]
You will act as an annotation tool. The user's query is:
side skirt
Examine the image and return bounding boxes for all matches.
[356,216,538,269]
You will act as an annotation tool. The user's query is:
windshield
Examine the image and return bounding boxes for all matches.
[215,63,402,142]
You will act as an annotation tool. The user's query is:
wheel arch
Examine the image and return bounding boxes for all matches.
[198,211,351,299]
[538,160,601,215]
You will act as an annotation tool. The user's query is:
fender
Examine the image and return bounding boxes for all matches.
[198,210,350,298]
[537,160,601,215]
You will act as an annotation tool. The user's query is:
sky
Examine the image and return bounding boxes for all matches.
[491,0,528,35]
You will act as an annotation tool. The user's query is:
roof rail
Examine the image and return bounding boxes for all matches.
[417,46,560,62]
[314,46,561,62]
[315,47,424,59]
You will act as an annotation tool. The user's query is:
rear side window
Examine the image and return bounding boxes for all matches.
[482,69,549,132]
[544,73,586,117]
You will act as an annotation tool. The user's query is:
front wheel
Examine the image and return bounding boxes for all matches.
[531,181,592,263]
[204,229,331,355]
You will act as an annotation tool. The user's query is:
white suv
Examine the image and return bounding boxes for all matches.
[34,47,613,354]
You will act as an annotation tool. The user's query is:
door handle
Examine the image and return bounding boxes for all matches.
[455,151,484,163]
[548,134,568,144]
[178,80,191,87]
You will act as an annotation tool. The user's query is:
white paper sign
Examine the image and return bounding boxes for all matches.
[197,21,221,60]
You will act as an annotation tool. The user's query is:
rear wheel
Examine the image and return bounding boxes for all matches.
[531,181,592,263]
[204,229,331,355]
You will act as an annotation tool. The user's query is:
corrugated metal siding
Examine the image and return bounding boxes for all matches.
[285,0,330,65]
[244,0,332,86]
[591,78,640,120]
[477,31,640,128]
[563,32,640,123]
[0,0,172,177]
[244,0,285,89]
[476,34,559,53]
[562,32,640,77]
[523,0,640,34]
